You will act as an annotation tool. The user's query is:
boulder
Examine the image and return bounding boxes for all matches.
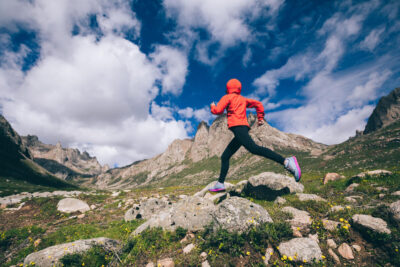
[183,243,195,254]
[24,237,119,267]
[282,207,312,230]
[345,183,359,193]
[244,172,304,200]
[389,200,400,222]
[337,243,354,260]
[354,170,392,178]
[57,198,90,213]
[125,198,171,221]
[352,214,391,234]
[212,197,273,233]
[133,196,216,235]
[296,193,327,202]
[323,173,344,184]
[278,238,322,262]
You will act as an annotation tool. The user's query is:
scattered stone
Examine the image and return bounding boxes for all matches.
[345,196,362,203]
[274,196,286,205]
[376,187,388,192]
[323,173,344,184]
[157,258,174,267]
[201,260,211,267]
[244,172,304,200]
[77,214,85,219]
[389,200,400,223]
[278,238,322,262]
[328,248,341,264]
[118,202,122,208]
[90,204,96,210]
[345,183,359,193]
[200,251,207,260]
[379,193,385,199]
[330,205,344,212]
[179,195,187,199]
[308,233,319,243]
[327,239,337,249]
[338,243,354,260]
[392,191,400,196]
[322,219,340,231]
[354,170,392,178]
[352,214,391,234]
[264,247,274,265]
[146,262,155,267]
[291,226,302,237]
[282,207,312,230]
[125,198,171,221]
[111,191,120,197]
[24,237,120,266]
[183,243,195,254]
[57,198,90,213]
[133,196,216,235]
[180,233,195,244]
[297,193,327,202]
[352,244,362,252]
[5,202,25,211]
[212,197,273,233]
[0,203,6,209]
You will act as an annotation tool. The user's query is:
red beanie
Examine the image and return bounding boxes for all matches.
[226,79,242,94]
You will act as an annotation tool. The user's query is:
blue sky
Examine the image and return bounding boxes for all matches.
[0,0,399,167]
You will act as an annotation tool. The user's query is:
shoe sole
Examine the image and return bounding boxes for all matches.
[293,156,301,182]
[209,188,226,192]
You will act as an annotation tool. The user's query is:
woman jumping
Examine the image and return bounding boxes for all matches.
[209,78,301,192]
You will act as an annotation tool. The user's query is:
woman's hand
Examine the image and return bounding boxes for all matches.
[210,102,216,108]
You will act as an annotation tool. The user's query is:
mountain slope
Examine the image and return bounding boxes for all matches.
[0,115,75,193]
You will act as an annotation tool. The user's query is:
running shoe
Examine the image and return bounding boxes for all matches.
[284,156,301,182]
[209,181,226,192]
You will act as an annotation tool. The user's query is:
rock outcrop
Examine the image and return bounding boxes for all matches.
[352,214,391,234]
[278,237,322,262]
[24,237,119,267]
[57,198,90,213]
[125,197,172,221]
[364,87,400,134]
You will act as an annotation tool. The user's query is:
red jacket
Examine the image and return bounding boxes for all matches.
[211,80,264,128]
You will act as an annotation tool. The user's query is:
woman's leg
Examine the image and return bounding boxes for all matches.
[230,126,285,165]
[218,137,242,183]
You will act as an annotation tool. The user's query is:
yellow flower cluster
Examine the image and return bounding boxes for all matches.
[340,218,351,230]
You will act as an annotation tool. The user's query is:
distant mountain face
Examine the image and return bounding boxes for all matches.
[0,115,73,189]
[93,114,327,189]
[364,87,400,134]
[21,135,108,180]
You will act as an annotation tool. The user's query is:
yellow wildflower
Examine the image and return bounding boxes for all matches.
[288,256,293,261]
[246,251,250,256]
[82,263,85,266]
[303,259,307,263]
[339,218,344,222]
[270,251,273,255]
[346,206,351,209]
[395,248,399,252]
[262,256,266,260]
[283,255,287,260]
[322,255,326,259]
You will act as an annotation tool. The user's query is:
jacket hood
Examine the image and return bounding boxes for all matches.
[226,79,242,94]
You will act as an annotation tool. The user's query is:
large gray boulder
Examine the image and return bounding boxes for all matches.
[24,237,119,267]
[278,238,322,262]
[352,214,391,234]
[389,200,400,222]
[133,196,216,235]
[244,172,304,200]
[125,198,172,221]
[212,197,273,233]
[57,198,90,213]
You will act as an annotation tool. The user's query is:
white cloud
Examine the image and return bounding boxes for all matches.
[163,0,284,64]
[0,0,189,166]
[178,106,214,123]
[150,45,188,96]
[360,27,385,51]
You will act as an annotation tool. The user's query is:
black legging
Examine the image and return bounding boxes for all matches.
[218,125,285,183]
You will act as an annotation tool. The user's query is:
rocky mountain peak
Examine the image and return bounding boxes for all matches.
[364,87,400,134]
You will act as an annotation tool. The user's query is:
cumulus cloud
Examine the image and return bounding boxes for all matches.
[178,106,214,123]
[0,0,189,166]
[163,0,284,64]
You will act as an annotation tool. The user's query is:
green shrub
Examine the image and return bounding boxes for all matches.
[60,246,112,267]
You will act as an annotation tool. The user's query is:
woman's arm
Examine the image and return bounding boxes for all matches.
[211,95,230,115]
[246,98,265,122]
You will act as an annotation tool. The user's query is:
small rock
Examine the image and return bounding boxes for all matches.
[111,191,120,197]
[345,196,358,203]
[179,195,187,199]
[118,202,122,208]
[297,193,327,202]
[291,226,302,237]
[345,183,359,193]
[328,248,341,264]
[264,247,274,265]
[352,214,391,234]
[200,251,207,260]
[379,193,385,199]
[146,262,155,267]
[57,198,90,213]
[352,244,362,252]
[338,243,354,260]
[0,203,6,209]
[322,219,340,231]
[308,233,319,243]
[330,205,344,212]
[278,237,322,262]
[77,214,85,219]
[274,196,287,205]
[90,204,96,210]
[180,233,195,244]
[157,258,174,267]
[327,239,337,249]
[183,243,195,254]
[282,207,312,230]
[323,173,344,184]
[376,187,388,192]
[392,191,400,196]
[201,261,211,267]
[389,200,400,223]
[354,170,392,178]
